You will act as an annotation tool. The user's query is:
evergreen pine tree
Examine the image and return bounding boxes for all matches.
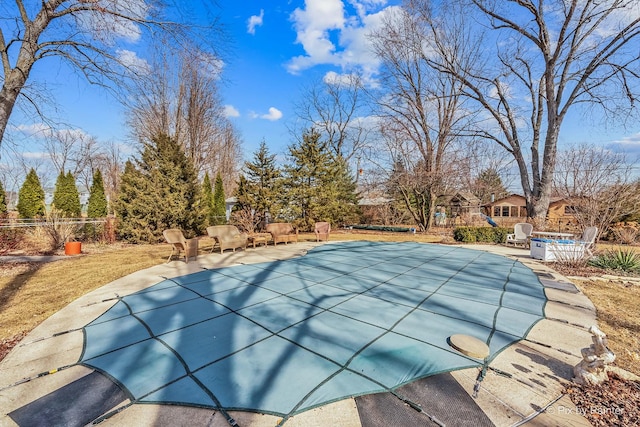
[321,156,360,226]
[473,168,508,204]
[52,171,65,212]
[17,168,45,218]
[202,172,215,226]
[0,180,7,217]
[53,171,81,217]
[114,133,203,243]
[282,129,360,230]
[213,172,226,225]
[87,169,108,218]
[233,175,253,212]
[242,140,281,226]
[66,171,81,217]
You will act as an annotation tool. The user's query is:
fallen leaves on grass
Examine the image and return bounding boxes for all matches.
[565,372,640,426]
[0,331,26,362]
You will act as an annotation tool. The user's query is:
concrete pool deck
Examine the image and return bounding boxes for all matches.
[0,242,595,426]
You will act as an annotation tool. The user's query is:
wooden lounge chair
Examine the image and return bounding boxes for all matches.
[163,229,198,262]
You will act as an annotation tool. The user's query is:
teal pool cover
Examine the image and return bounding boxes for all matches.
[80,241,546,418]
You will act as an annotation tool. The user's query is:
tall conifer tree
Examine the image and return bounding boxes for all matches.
[282,129,359,230]
[0,180,7,217]
[202,172,215,226]
[17,168,45,218]
[241,140,281,225]
[87,169,108,218]
[114,133,202,243]
[52,171,81,217]
[213,172,226,225]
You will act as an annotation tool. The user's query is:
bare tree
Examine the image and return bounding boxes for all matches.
[95,140,124,212]
[416,0,640,225]
[43,130,98,181]
[293,73,372,163]
[127,46,242,189]
[0,0,222,151]
[553,144,640,236]
[369,7,475,230]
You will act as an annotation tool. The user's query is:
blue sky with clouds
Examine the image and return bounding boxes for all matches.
[217,0,399,155]
[4,0,640,168]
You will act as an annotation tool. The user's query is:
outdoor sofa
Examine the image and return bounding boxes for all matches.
[206,225,248,254]
[266,222,298,245]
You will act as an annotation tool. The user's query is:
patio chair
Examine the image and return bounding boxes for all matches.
[506,223,533,248]
[577,226,598,257]
[314,222,331,242]
[163,229,198,263]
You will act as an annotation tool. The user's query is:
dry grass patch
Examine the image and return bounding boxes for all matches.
[572,278,640,376]
[0,243,168,340]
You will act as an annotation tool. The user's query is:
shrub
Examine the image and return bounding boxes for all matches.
[613,226,638,245]
[453,226,510,243]
[0,228,25,255]
[588,248,640,273]
[41,208,81,250]
[453,227,476,243]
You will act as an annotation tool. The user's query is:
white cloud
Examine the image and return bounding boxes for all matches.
[117,49,150,74]
[21,152,50,160]
[247,9,264,34]
[286,1,397,81]
[78,0,147,44]
[14,123,92,142]
[608,132,640,155]
[224,105,240,118]
[260,107,283,121]
[14,123,52,138]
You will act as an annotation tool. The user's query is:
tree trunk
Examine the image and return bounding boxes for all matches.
[0,81,22,148]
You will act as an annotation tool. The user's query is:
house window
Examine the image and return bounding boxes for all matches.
[502,206,510,217]
[494,206,501,216]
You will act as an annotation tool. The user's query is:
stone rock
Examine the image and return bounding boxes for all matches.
[572,325,616,386]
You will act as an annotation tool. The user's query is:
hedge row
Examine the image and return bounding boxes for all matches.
[453,226,511,243]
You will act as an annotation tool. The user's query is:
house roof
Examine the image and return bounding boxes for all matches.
[449,192,481,204]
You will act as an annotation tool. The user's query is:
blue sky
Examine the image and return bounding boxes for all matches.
[4,0,640,173]
[217,0,398,155]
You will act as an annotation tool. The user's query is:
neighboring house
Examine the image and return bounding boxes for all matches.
[359,193,395,225]
[484,194,528,219]
[483,194,576,225]
[448,192,482,218]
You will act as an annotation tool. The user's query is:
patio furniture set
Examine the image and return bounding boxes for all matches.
[506,222,598,261]
[163,221,331,262]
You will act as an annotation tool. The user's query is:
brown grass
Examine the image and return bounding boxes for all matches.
[0,244,168,339]
[1,231,639,378]
[572,278,640,376]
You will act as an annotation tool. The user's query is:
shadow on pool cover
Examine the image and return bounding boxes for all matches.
[78,241,546,418]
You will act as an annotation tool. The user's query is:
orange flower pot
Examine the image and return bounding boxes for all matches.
[64,241,82,256]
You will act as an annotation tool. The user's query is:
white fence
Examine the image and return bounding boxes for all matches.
[0,218,107,229]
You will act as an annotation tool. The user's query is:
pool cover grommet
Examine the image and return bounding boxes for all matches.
[448,334,490,359]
